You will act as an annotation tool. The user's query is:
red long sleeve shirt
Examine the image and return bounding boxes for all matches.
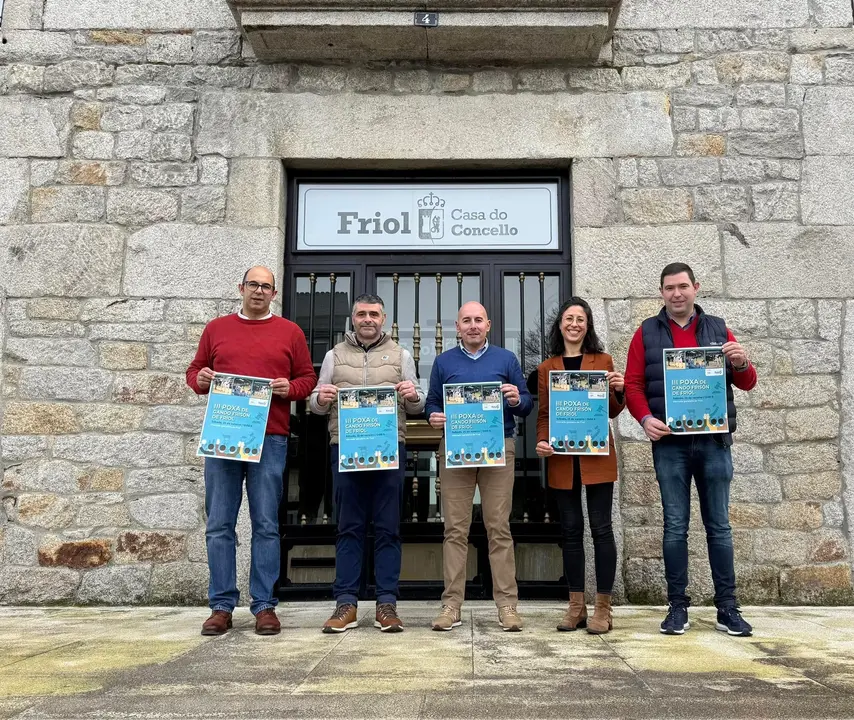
[186,314,317,436]
[624,316,758,424]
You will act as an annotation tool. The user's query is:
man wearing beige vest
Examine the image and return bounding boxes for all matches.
[310,294,425,633]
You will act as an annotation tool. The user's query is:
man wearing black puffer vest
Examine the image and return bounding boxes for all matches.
[625,263,758,638]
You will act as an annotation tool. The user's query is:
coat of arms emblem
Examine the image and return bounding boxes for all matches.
[418,192,445,240]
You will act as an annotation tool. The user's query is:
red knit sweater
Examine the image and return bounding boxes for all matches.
[186,314,317,435]
[625,315,758,424]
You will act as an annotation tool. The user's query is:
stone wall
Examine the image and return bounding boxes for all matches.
[1,0,853,604]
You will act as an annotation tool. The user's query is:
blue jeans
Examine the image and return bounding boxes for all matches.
[331,442,405,606]
[204,434,286,616]
[651,436,736,609]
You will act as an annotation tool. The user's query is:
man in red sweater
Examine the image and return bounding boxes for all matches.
[625,262,757,638]
[187,266,316,637]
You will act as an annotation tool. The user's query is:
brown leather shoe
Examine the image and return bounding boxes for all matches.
[557,592,588,631]
[374,603,404,632]
[586,593,613,635]
[254,608,281,636]
[322,603,358,633]
[201,610,232,636]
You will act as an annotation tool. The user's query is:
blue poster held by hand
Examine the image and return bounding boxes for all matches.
[337,387,400,472]
[443,381,506,469]
[663,347,729,434]
[548,370,610,455]
[197,373,273,463]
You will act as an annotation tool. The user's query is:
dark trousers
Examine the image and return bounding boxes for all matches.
[652,436,736,609]
[330,442,405,606]
[554,481,616,595]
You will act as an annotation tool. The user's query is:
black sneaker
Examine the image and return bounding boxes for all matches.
[716,606,753,637]
[660,604,690,635]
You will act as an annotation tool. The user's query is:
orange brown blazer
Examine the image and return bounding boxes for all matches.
[536,353,626,490]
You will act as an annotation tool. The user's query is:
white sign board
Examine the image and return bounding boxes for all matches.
[296,182,560,251]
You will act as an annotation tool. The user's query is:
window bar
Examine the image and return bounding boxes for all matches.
[411,450,419,521]
[391,273,400,343]
[412,273,421,377]
[308,273,317,362]
[456,272,463,342]
[518,273,529,497]
[327,272,337,352]
[539,271,549,521]
[434,450,442,521]
[435,273,444,358]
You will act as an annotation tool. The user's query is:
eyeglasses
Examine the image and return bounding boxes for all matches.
[243,281,275,293]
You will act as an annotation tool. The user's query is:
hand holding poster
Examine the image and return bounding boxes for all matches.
[548,370,610,455]
[663,347,729,434]
[337,387,400,472]
[197,373,273,463]
[443,381,505,469]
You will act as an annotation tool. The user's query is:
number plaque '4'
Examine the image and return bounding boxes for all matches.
[414,12,439,27]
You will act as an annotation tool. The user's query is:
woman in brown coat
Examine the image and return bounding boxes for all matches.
[536,297,625,634]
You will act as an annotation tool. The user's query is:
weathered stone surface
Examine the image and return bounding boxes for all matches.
[164,300,218,324]
[31,187,106,224]
[18,367,112,402]
[13,494,75,529]
[107,188,179,225]
[89,322,184,343]
[38,539,112,569]
[566,69,622,92]
[6,338,97,368]
[43,61,113,93]
[148,343,198,373]
[786,406,841,441]
[658,159,720,186]
[751,182,799,222]
[697,107,740,133]
[53,432,184,467]
[130,162,198,188]
[729,503,769,529]
[731,443,765,473]
[623,64,691,90]
[767,442,840,474]
[199,156,229,185]
[516,69,565,92]
[78,467,125,492]
[623,558,666,604]
[780,564,854,604]
[56,161,126,187]
[97,86,165,105]
[0,224,125,297]
[148,561,208,603]
[0,98,72,158]
[1,0,45,30]
[1,436,49,462]
[694,185,749,221]
[698,299,769,336]
[115,531,185,563]
[724,224,854,298]
[74,404,145,432]
[75,496,131,527]
[736,409,786,444]
[675,133,726,157]
[0,160,29,224]
[572,159,619,227]
[575,225,721,298]
[147,34,193,64]
[770,501,824,530]
[124,224,282,298]
[1,525,38,566]
[0,566,79,604]
[115,131,153,160]
[83,298,165,323]
[71,131,114,161]
[803,156,854,225]
[24,298,81,320]
[76,565,151,604]
[716,53,790,84]
[129,494,200,529]
[126,466,203,494]
[788,339,841,374]
[181,186,226,224]
[3,459,87,493]
[346,68,393,93]
[225,159,283,229]
[100,343,148,370]
[150,133,192,162]
[736,84,788,107]
[729,131,804,158]
[730,474,782,502]
[782,471,842,501]
[198,91,674,159]
[193,30,241,64]
[736,565,780,604]
[754,529,813,565]
[617,0,809,28]
[809,0,854,27]
[790,54,825,85]
[142,406,206,433]
[769,299,818,338]
[112,372,186,405]
[622,188,693,224]
[44,0,235,30]
[752,375,838,409]
[804,87,854,154]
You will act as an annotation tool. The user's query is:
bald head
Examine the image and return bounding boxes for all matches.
[239,266,278,319]
[456,300,491,353]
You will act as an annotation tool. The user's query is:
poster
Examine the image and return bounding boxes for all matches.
[548,370,610,455]
[337,386,400,472]
[663,347,729,434]
[197,372,273,463]
[443,381,506,469]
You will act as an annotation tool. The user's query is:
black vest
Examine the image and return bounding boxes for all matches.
[641,305,738,443]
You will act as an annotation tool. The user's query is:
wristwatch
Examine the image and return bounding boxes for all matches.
[734,360,750,371]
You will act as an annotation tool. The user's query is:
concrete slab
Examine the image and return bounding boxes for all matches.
[0,603,853,719]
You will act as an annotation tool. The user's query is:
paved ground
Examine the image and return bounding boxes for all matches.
[0,603,853,719]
